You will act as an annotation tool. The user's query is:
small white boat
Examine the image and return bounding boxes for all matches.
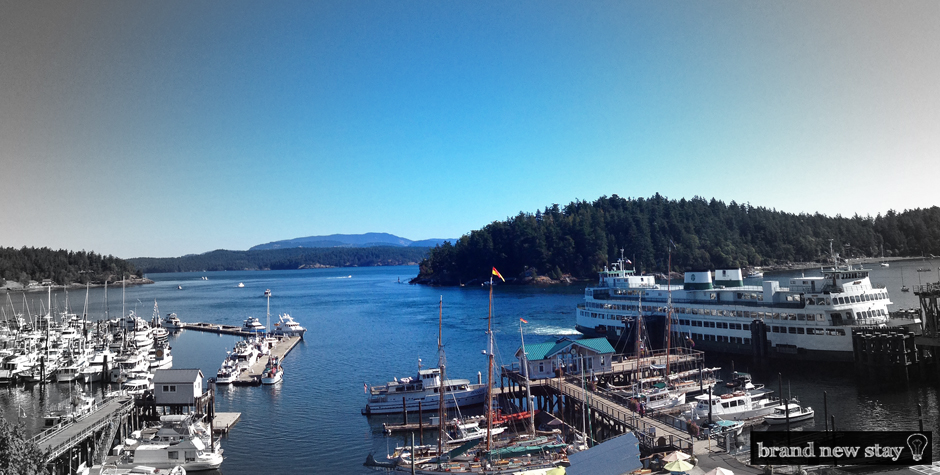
[707,419,744,436]
[237,283,244,288]
[764,401,815,425]
[445,418,506,444]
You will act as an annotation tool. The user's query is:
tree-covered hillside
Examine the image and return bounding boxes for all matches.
[413,194,940,285]
[0,247,140,287]
[129,246,431,273]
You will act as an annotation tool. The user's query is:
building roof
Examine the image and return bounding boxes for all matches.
[571,337,616,355]
[153,369,203,384]
[516,337,615,361]
[565,433,642,475]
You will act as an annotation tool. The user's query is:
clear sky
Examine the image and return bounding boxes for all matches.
[2,1,938,258]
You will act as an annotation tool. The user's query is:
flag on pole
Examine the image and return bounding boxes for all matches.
[520,318,528,324]
[625,259,632,264]
[492,267,505,282]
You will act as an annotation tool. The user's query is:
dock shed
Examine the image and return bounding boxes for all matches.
[153,369,204,406]
[515,337,616,379]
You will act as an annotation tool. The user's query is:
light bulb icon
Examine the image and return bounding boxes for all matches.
[907,433,928,462]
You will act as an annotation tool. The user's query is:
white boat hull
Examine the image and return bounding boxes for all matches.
[363,386,487,415]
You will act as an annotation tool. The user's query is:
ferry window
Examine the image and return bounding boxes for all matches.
[788,327,797,334]
[169,451,179,460]
[737,293,743,299]
[743,324,749,331]
[772,313,779,319]
[797,314,805,321]
[837,329,846,336]
[710,293,717,300]
[797,328,804,334]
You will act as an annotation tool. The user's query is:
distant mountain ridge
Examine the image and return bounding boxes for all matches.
[249,233,452,251]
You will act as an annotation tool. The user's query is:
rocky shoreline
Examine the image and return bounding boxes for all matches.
[0,277,154,292]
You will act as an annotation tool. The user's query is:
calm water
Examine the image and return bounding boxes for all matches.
[2,260,939,472]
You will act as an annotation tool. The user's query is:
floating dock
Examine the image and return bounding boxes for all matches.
[212,412,242,434]
[176,321,266,338]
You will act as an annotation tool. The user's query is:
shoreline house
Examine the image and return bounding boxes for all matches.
[514,337,616,380]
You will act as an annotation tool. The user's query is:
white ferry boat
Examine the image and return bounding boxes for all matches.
[576,248,892,361]
[362,365,487,415]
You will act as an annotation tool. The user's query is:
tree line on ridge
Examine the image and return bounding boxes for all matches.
[412,194,940,286]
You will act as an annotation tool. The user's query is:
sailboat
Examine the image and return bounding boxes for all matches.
[368,269,569,473]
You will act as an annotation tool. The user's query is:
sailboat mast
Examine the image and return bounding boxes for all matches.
[486,275,494,451]
[438,296,445,459]
[520,319,534,436]
[665,245,672,383]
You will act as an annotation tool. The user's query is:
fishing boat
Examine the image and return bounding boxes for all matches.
[764,401,815,425]
[260,355,283,385]
[577,242,893,361]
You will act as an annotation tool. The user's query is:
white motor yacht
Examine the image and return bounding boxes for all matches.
[241,317,265,334]
[687,389,778,421]
[272,314,307,339]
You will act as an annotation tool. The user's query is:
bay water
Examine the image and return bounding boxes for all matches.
[2,260,938,472]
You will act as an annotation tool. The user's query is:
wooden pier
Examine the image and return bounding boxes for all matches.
[545,377,708,454]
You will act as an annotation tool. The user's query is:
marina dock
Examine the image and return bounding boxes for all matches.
[176,321,268,338]
[233,335,301,386]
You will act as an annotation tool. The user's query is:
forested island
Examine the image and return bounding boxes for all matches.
[413,194,940,286]
[128,246,430,273]
[0,247,141,288]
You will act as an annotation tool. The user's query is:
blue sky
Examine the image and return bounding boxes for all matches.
[2,1,938,258]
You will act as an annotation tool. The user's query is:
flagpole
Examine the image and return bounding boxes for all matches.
[486,273,494,451]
